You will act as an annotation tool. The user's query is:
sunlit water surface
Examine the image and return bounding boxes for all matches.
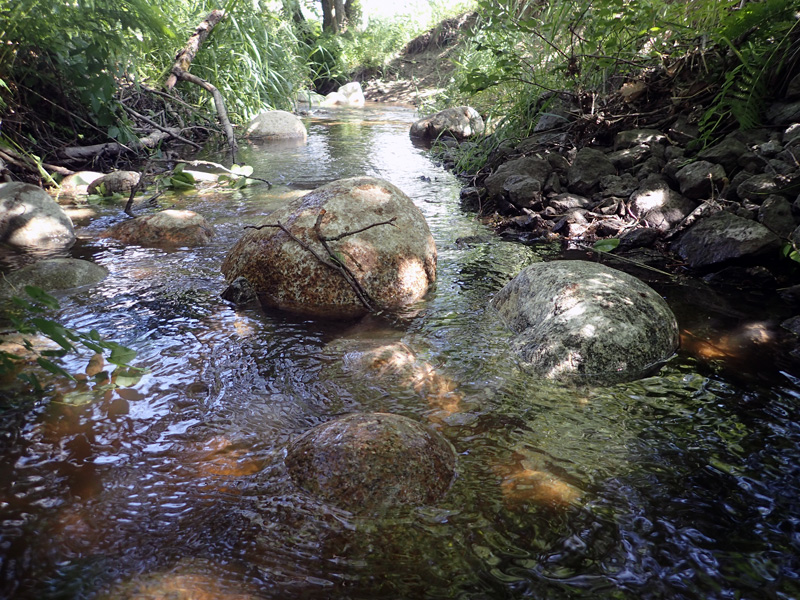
[2,105,800,599]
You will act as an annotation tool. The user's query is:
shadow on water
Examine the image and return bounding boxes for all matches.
[2,105,800,599]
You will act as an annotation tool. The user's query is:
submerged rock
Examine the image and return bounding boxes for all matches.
[490,260,679,382]
[221,176,437,319]
[104,209,214,247]
[285,412,456,512]
[410,106,485,141]
[0,258,108,296]
[0,181,75,248]
[245,110,307,141]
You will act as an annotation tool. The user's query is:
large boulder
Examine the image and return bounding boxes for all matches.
[0,182,75,248]
[0,258,108,296]
[409,106,484,141]
[671,210,782,269]
[245,110,307,141]
[285,412,456,512]
[104,210,214,247]
[490,260,679,382]
[221,176,437,319]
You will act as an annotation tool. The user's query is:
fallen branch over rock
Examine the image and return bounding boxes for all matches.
[165,9,238,163]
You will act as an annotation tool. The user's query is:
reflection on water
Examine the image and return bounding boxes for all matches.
[2,105,800,599]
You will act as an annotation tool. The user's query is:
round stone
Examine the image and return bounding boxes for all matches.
[285,412,456,512]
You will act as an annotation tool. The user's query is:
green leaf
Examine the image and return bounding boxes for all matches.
[593,238,621,253]
[36,357,75,380]
[113,367,144,387]
[790,250,800,263]
[107,344,137,366]
[17,372,42,392]
[29,318,74,351]
[24,286,60,309]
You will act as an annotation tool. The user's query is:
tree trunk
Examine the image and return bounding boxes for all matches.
[321,0,335,32]
[164,9,226,92]
[334,0,346,31]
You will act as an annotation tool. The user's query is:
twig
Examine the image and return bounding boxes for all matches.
[244,211,401,311]
[121,105,202,149]
[317,216,397,241]
[576,241,677,278]
[244,220,373,310]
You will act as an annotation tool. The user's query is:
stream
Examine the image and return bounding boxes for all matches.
[2,104,800,599]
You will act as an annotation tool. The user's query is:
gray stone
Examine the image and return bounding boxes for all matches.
[221,176,436,319]
[758,195,795,238]
[285,412,456,512]
[600,173,639,198]
[630,180,697,231]
[548,193,592,212]
[667,116,698,145]
[490,260,679,382]
[484,156,552,200]
[619,227,660,250]
[675,160,727,200]
[607,145,651,169]
[671,210,782,269]
[634,156,665,179]
[504,175,542,209]
[767,100,800,126]
[567,147,616,195]
[737,174,779,203]
[698,137,749,174]
[245,110,307,141]
[0,258,107,296]
[0,182,75,248]
[409,106,484,141]
[784,124,800,146]
[614,129,666,150]
[87,171,140,196]
[737,151,768,173]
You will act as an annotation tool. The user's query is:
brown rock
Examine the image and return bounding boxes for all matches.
[105,210,214,247]
[285,412,456,512]
[221,176,437,319]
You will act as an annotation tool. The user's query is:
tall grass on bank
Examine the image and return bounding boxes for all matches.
[436,0,799,173]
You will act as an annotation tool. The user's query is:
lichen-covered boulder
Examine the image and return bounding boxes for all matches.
[0,182,75,248]
[245,110,307,141]
[0,258,107,296]
[410,106,484,141]
[490,260,679,382]
[87,171,140,196]
[221,176,437,319]
[104,210,214,247]
[285,412,456,512]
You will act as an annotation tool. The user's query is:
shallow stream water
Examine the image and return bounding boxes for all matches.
[2,105,800,599]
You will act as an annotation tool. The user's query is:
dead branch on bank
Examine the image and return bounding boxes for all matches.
[165,9,238,163]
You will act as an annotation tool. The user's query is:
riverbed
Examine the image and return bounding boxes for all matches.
[1,104,799,599]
